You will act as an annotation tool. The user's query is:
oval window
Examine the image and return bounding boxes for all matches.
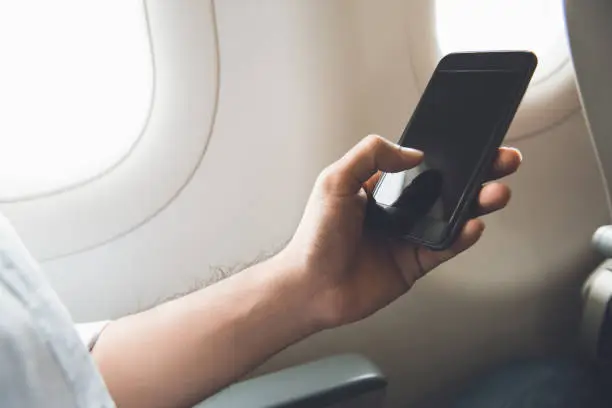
[0,1,153,201]
[435,0,570,85]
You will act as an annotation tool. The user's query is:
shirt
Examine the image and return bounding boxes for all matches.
[0,213,116,407]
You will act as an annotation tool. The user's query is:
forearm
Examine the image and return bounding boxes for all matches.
[91,254,319,408]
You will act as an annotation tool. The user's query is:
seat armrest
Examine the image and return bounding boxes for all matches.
[194,354,387,408]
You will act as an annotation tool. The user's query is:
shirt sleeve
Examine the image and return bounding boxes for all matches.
[75,321,111,352]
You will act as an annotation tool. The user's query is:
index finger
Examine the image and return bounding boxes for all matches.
[366,146,522,192]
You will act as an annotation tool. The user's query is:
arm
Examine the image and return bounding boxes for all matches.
[91,135,521,408]
[92,255,320,408]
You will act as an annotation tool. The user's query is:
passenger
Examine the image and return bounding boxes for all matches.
[3,135,596,408]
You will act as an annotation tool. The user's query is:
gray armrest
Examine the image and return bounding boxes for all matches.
[195,354,387,408]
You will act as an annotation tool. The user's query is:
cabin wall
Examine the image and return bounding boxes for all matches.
[5,1,609,406]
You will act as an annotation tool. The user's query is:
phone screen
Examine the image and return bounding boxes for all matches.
[373,69,524,244]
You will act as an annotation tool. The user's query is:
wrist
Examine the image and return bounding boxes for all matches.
[270,248,340,332]
[265,250,325,331]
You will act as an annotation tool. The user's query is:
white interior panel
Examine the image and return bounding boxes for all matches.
[11,0,609,407]
[1,0,219,259]
[565,0,612,205]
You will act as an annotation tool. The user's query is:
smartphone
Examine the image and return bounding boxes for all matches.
[370,51,537,250]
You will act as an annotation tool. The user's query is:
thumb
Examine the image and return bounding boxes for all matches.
[332,135,423,195]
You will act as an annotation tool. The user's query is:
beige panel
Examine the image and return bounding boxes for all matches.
[565,0,612,205]
[39,1,610,407]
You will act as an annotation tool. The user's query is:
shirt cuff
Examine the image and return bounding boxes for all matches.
[75,321,111,351]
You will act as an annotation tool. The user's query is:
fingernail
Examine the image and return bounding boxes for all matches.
[510,147,523,162]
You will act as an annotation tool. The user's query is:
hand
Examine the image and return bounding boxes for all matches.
[283,135,521,329]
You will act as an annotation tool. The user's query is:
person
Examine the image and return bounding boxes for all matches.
[1,135,522,408]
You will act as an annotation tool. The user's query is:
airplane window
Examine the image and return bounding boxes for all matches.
[435,0,569,85]
[0,1,153,201]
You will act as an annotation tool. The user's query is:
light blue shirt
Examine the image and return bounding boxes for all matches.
[0,214,115,407]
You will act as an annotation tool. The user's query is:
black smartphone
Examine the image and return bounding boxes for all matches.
[370,51,537,250]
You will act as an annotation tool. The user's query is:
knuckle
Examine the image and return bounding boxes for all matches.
[316,164,342,193]
[362,134,384,150]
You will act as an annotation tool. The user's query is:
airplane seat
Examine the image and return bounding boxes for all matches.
[195,354,387,408]
[581,227,612,390]
[564,0,612,373]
